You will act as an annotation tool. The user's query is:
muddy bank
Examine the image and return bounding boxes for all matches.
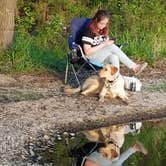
[0,63,166,165]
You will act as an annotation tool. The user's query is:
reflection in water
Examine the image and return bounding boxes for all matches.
[40,121,166,166]
[81,122,147,166]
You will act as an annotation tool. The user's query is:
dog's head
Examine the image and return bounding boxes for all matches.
[98,142,119,160]
[99,64,119,82]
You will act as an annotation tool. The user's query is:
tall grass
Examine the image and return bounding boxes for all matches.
[0,0,165,74]
[116,31,154,64]
[0,32,67,73]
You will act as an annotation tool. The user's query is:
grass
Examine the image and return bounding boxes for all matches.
[113,31,156,65]
[0,0,165,74]
[0,28,164,74]
[0,33,67,74]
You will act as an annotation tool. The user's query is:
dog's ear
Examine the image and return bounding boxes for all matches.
[111,66,118,75]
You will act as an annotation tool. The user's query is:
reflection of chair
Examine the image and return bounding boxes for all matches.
[64,18,103,86]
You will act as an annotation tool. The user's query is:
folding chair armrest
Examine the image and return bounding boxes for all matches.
[117,42,128,49]
[73,44,84,56]
[109,36,128,49]
[69,42,82,54]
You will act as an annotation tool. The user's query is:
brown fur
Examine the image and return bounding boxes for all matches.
[83,125,127,160]
[99,143,119,160]
[83,125,124,144]
[63,64,128,102]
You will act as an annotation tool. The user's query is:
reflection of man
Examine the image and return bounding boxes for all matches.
[84,142,148,166]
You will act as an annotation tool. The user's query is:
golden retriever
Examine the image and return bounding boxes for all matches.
[83,125,126,148]
[83,122,143,160]
[83,125,131,160]
[64,64,128,102]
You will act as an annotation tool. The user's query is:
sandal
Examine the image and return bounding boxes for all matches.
[135,62,148,76]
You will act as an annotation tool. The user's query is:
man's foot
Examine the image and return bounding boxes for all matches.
[133,62,148,76]
[132,141,148,155]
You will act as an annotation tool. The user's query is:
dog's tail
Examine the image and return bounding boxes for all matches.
[63,85,81,94]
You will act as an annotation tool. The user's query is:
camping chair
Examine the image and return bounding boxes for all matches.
[64,17,127,86]
[64,18,104,86]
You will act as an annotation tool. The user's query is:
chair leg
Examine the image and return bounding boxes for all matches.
[77,61,98,75]
[76,62,87,74]
[87,62,98,73]
[65,60,69,84]
[71,64,80,86]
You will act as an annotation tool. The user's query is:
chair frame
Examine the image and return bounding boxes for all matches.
[65,43,101,86]
[65,18,103,86]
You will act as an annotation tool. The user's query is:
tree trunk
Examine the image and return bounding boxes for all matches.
[0,0,16,50]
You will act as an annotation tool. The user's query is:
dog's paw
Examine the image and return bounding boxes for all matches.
[122,99,129,105]
[99,97,105,103]
[81,91,87,96]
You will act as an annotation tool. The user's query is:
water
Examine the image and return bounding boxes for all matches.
[33,120,166,166]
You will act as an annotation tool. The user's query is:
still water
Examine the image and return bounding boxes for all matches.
[36,120,166,166]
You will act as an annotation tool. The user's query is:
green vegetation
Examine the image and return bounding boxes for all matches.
[123,122,166,166]
[0,0,165,73]
[40,122,166,166]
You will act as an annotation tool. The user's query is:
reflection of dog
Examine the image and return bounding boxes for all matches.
[83,123,142,160]
[83,125,126,148]
[83,125,124,160]
[64,64,128,102]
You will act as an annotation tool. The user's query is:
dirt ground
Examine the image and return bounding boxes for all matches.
[10,58,166,87]
[0,58,165,165]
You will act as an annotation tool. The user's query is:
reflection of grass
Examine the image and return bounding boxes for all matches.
[123,122,166,166]
[40,133,87,166]
[39,123,166,166]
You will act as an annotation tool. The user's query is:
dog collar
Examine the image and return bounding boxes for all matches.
[108,139,120,149]
[108,73,120,83]
[104,73,120,89]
